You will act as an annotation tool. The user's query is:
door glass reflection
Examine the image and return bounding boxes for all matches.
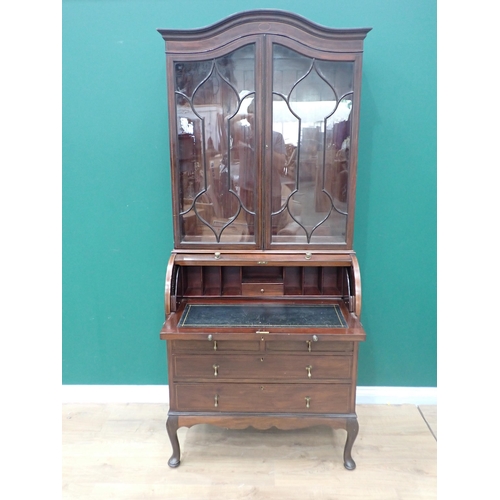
[174,44,257,244]
[271,44,354,245]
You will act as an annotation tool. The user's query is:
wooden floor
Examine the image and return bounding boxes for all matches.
[62,404,437,499]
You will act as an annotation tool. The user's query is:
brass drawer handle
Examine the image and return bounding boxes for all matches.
[214,252,221,259]
[213,364,219,377]
[256,330,269,335]
[214,394,219,407]
[305,397,311,408]
[306,340,311,352]
[213,340,217,351]
[306,365,312,378]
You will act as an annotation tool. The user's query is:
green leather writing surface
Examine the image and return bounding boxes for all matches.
[179,304,347,328]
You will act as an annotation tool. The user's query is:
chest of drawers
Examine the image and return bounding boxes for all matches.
[161,295,365,469]
[171,341,353,412]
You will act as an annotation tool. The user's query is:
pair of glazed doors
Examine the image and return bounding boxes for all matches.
[168,34,363,250]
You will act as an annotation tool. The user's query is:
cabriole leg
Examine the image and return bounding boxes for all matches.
[166,415,181,468]
[343,417,359,470]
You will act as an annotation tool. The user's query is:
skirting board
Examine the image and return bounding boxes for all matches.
[61,385,437,405]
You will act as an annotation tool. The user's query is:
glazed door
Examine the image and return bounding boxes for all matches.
[168,35,362,250]
[265,38,361,250]
[169,39,263,248]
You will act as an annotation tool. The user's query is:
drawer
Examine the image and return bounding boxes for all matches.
[174,382,351,413]
[266,341,353,353]
[171,340,260,352]
[241,283,284,296]
[172,354,352,380]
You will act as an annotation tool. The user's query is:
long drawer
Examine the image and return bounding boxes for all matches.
[174,383,352,413]
[172,354,352,381]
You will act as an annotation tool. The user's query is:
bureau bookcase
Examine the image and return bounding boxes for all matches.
[158,10,370,469]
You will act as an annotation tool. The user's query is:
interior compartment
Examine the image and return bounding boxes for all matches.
[222,267,242,295]
[203,266,221,295]
[242,266,284,283]
[178,264,348,298]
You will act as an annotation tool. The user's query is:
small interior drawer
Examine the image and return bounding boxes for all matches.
[241,283,284,296]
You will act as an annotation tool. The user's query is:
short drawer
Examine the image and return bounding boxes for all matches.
[241,283,284,296]
[174,382,351,413]
[266,341,354,353]
[171,340,260,352]
[172,354,352,380]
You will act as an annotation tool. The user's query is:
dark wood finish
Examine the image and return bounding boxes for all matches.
[158,10,370,470]
[166,415,180,468]
[174,383,351,413]
[171,340,260,352]
[266,340,353,352]
[172,353,352,380]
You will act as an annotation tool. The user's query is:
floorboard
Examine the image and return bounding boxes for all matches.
[62,403,436,499]
[418,405,437,439]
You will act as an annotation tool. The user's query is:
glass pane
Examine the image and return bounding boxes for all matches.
[174,44,257,244]
[271,44,354,245]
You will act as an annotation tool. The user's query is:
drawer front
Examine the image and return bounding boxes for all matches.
[171,340,260,352]
[241,283,284,296]
[174,383,351,413]
[173,354,352,380]
[266,341,353,353]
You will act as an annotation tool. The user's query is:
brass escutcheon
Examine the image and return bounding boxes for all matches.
[213,364,219,377]
[305,397,311,408]
[306,365,312,378]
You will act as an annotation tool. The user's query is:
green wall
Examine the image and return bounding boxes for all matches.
[63,0,436,386]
